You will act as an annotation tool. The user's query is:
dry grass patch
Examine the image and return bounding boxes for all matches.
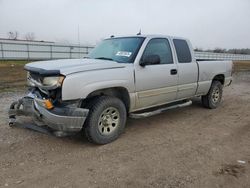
[0,61,28,92]
[233,61,250,71]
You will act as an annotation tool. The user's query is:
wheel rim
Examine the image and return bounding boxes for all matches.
[212,87,220,103]
[98,107,120,136]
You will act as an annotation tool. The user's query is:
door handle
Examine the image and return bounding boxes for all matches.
[170,69,178,75]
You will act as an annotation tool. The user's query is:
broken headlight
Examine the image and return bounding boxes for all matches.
[27,72,65,88]
[42,76,65,87]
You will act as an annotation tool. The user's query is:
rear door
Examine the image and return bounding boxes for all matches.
[172,39,198,99]
[134,38,178,109]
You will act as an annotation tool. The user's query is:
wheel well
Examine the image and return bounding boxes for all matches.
[212,74,225,85]
[82,87,130,112]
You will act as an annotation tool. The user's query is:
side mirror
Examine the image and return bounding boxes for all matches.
[140,55,160,66]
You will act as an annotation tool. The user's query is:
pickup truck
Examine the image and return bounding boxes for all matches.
[9,35,233,144]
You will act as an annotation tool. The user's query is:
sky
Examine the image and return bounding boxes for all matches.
[0,0,249,49]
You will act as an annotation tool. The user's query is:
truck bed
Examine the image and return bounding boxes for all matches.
[195,60,233,95]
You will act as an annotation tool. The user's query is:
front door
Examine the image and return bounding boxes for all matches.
[135,38,178,110]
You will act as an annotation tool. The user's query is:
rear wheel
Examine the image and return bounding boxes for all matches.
[201,80,223,109]
[84,96,127,144]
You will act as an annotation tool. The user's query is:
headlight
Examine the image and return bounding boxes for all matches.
[43,76,65,87]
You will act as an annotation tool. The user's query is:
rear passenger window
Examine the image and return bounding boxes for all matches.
[142,38,173,64]
[173,39,192,63]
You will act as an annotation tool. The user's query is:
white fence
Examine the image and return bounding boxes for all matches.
[195,51,250,61]
[1,40,250,61]
[0,41,94,60]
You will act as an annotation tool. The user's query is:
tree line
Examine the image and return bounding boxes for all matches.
[6,30,250,54]
[7,30,35,41]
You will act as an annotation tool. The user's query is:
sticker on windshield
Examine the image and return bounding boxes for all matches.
[116,51,132,57]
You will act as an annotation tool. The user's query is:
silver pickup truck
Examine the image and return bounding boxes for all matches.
[9,35,233,144]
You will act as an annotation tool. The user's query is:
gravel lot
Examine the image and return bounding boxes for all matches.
[0,72,250,188]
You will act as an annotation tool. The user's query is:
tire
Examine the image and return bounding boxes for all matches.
[84,96,127,144]
[201,80,223,109]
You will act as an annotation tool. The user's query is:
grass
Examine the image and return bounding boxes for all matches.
[0,60,29,65]
[0,60,250,93]
[0,61,29,92]
[233,61,250,71]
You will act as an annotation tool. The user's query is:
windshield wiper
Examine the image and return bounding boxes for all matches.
[95,57,114,61]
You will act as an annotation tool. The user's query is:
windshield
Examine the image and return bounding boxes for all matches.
[88,37,145,63]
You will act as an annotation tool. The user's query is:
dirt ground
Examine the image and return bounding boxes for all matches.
[0,71,250,188]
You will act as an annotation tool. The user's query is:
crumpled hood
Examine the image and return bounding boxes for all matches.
[24,59,126,75]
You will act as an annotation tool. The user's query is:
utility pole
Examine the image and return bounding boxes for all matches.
[78,25,80,58]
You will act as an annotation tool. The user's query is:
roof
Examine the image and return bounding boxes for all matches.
[107,34,187,40]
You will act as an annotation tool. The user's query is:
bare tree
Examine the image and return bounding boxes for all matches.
[7,31,19,39]
[213,48,227,53]
[25,32,35,41]
[194,47,203,52]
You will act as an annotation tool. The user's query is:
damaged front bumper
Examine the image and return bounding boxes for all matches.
[8,94,89,136]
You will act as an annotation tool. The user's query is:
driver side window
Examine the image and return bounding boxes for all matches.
[141,38,173,65]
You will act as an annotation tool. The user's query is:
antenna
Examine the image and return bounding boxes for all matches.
[137,29,141,35]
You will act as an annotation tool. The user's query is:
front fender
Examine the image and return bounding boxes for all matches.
[62,80,131,100]
[61,67,134,101]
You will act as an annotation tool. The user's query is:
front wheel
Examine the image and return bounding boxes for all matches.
[84,96,127,144]
[201,80,223,109]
